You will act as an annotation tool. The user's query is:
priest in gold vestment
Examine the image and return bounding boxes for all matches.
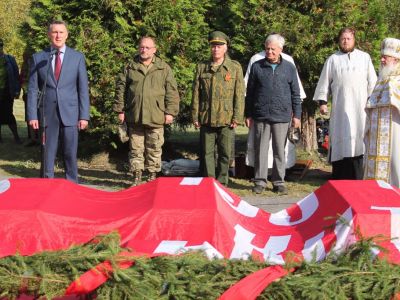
[364,38,400,187]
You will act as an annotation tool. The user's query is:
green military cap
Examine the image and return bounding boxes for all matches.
[209,31,230,45]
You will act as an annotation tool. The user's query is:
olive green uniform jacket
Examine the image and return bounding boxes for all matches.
[114,55,180,128]
[191,57,245,127]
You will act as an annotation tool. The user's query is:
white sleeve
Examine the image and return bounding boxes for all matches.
[313,57,332,102]
[282,53,306,100]
[366,55,377,96]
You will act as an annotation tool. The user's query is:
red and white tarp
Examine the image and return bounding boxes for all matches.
[0,177,399,298]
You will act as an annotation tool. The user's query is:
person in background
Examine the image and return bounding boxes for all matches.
[364,38,400,187]
[20,47,39,146]
[114,36,180,186]
[0,38,22,144]
[313,27,377,180]
[191,31,245,186]
[245,33,301,194]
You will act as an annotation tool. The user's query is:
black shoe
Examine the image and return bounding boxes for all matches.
[252,185,264,194]
[132,171,142,186]
[147,172,157,182]
[25,140,39,147]
[273,185,288,195]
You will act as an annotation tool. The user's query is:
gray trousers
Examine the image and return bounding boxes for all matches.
[254,121,289,187]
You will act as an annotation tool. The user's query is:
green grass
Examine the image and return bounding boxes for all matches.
[0,100,331,198]
[166,125,330,197]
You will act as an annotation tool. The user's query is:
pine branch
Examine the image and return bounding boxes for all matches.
[0,232,399,299]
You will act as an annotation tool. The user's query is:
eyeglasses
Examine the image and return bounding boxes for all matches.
[139,46,155,50]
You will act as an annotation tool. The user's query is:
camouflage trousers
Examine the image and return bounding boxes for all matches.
[128,124,164,173]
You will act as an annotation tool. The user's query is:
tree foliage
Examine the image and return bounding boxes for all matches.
[15,0,400,150]
[0,0,31,64]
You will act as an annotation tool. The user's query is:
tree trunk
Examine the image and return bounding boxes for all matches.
[301,99,318,151]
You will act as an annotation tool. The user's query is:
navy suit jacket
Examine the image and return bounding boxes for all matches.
[27,46,90,126]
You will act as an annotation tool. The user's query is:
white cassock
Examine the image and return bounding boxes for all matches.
[364,68,400,187]
[244,51,306,169]
[313,49,377,162]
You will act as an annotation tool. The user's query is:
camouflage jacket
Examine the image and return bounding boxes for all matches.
[191,57,245,127]
[114,55,180,128]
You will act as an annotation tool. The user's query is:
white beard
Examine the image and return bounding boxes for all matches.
[379,62,400,80]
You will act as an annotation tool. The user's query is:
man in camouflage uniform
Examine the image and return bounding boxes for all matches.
[114,36,180,185]
[191,31,245,185]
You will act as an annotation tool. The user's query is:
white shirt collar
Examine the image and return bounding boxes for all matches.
[52,45,67,53]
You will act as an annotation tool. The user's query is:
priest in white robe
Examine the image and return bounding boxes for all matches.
[364,38,400,187]
[244,37,306,171]
[313,27,377,179]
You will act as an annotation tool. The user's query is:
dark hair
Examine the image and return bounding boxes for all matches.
[48,20,68,32]
[338,27,356,41]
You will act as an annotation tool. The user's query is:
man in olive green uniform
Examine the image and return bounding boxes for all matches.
[191,31,245,185]
[114,36,180,185]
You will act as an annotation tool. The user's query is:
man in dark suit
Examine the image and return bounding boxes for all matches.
[0,39,22,144]
[27,20,90,182]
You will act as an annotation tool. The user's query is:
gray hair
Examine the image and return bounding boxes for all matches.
[265,34,285,49]
[48,20,68,32]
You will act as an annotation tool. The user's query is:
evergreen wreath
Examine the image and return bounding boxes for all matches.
[0,232,399,299]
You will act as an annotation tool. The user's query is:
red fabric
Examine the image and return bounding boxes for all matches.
[65,252,161,295]
[218,266,292,300]
[0,178,399,297]
[392,292,400,300]
[322,135,329,150]
[65,258,133,294]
